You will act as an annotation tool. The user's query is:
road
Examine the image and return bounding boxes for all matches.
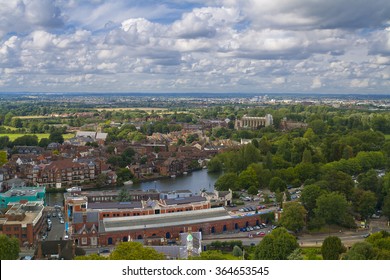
[202,228,378,247]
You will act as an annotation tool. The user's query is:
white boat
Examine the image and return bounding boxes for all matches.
[170,175,176,178]
[124,180,133,185]
[66,186,81,192]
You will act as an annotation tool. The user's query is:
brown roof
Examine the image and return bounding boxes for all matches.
[43,159,84,172]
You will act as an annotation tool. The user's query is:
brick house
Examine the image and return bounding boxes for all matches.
[0,202,45,247]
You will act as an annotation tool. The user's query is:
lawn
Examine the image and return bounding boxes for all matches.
[385,134,390,140]
[0,133,74,141]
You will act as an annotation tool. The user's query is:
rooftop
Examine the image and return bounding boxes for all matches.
[88,201,143,209]
[1,186,45,198]
[100,207,232,233]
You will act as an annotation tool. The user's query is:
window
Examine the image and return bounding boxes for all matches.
[81,237,87,245]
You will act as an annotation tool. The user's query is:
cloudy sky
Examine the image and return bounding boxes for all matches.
[0,0,390,94]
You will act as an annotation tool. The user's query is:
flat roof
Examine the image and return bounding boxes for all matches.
[88,201,143,209]
[100,207,232,233]
[1,187,45,198]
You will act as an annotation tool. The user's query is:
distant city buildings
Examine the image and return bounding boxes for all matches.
[234,114,273,130]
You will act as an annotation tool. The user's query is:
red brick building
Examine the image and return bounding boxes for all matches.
[0,202,45,246]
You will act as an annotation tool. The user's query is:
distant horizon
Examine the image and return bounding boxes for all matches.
[0,92,389,97]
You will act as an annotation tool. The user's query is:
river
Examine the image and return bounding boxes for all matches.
[47,169,221,205]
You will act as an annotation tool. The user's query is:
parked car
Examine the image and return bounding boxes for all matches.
[256,231,266,237]
[98,249,111,256]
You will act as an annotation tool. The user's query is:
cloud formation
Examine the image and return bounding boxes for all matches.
[0,0,389,93]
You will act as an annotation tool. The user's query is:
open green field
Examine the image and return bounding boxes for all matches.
[385,134,390,140]
[0,133,74,141]
[95,107,168,112]
[12,115,53,119]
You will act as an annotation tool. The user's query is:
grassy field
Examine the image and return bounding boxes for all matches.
[385,134,390,140]
[95,107,168,112]
[0,133,74,141]
[13,115,53,119]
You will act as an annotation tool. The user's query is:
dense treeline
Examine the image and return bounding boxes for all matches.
[207,105,390,231]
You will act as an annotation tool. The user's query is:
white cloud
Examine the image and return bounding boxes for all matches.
[0,1,389,93]
[311,77,322,89]
[350,79,369,88]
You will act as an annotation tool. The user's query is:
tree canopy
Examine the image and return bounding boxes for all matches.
[254,227,299,260]
[0,234,20,260]
[109,242,165,260]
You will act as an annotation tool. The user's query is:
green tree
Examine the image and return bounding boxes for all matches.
[0,136,10,149]
[214,173,238,191]
[117,188,130,202]
[116,168,134,186]
[232,245,243,257]
[321,236,345,260]
[301,148,312,163]
[287,248,303,260]
[75,254,108,260]
[280,202,307,232]
[106,145,116,154]
[351,189,377,220]
[237,167,258,190]
[321,170,354,199]
[0,234,20,260]
[269,177,287,193]
[342,242,376,260]
[12,135,38,146]
[207,157,223,173]
[383,194,390,221]
[248,185,258,197]
[314,192,355,228]
[191,250,239,260]
[95,173,109,188]
[300,184,326,218]
[357,169,380,193]
[49,130,64,144]
[254,227,299,260]
[109,242,165,260]
[38,138,51,148]
[0,151,7,167]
